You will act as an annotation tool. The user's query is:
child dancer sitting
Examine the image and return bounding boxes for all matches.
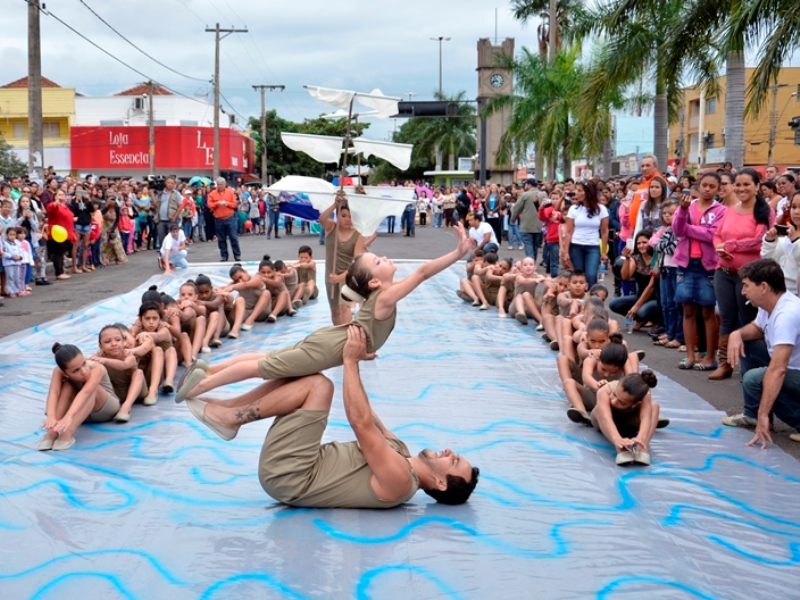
[292,245,318,306]
[39,343,121,451]
[177,280,212,356]
[564,334,631,424]
[130,301,177,396]
[541,271,570,344]
[195,274,243,343]
[158,292,193,375]
[550,270,588,351]
[258,256,295,319]
[176,223,472,404]
[588,370,668,466]
[274,259,300,310]
[221,264,273,328]
[456,248,487,304]
[510,257,546,325]
[91,324,148,422]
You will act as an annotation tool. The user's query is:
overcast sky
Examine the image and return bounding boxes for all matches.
[2,0,541,142]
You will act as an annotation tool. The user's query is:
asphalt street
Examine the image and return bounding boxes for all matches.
[2,223,797,459]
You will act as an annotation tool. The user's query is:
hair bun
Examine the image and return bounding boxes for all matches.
[341,284,366,304]
[262,254,271,261]
[609,332,624,344]
[51,342,62,354]
[148,285,158,291]
[641,369,658,389]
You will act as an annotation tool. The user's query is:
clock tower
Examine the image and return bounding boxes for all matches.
[477,37,515,184]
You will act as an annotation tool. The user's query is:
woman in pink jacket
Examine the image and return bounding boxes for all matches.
[672,172,727,371]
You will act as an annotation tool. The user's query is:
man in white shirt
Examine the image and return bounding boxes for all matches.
[468,213,499,255]
[160,223,188,273]
[723,259,800,447]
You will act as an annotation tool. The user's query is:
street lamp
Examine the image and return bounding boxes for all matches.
[406,92,416,102]
[430,36,451,97]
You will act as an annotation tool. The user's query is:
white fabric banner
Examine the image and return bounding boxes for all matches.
[281,133,343,164]
[304,85,356,109]
[344,185,416,201]
[267,176,337,214]
[356,88,400,119]
[347,194,408,235]
[266,176,408,237]
[352,138,413,171]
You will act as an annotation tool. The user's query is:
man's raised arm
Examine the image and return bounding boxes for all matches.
[342,326,412,501]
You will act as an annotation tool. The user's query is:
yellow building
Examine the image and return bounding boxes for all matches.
[669,67,800,170]
[0,76,75,170]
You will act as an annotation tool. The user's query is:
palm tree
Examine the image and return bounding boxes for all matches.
[511,0,589,178]
[510,0,588,57]
[573,0,691,171]
[728,0,800,117]
[662,0,748,168]
[485,45,616,178]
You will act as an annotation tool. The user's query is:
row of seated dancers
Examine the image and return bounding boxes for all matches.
[39,245,321,449]
[39,227,476,456]
[455,253,669,466]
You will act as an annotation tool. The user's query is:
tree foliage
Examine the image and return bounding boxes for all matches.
[0,135,28,178]
[484,46,618,176]
[248,111,369,180]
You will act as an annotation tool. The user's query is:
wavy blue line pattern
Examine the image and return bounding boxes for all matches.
[1,262,799,599]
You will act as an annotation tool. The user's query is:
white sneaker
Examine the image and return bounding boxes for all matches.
[721,413,757,428]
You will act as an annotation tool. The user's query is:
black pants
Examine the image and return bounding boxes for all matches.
[47,239,72,277]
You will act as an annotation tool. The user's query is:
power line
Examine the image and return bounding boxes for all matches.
[219,89,247,123]
[23,0,209,106]
[76,0,207,82]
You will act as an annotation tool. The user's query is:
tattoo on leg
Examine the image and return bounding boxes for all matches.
[236,401,261,424]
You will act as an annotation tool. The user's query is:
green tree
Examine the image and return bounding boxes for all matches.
[510,0,588,58]
[731,0,800,117]
[248,111,369,180]
[0,135,28,178]
[663,0,752,169]
[398,91,476,172]
[574,0,691,171]
[485,45,617,178]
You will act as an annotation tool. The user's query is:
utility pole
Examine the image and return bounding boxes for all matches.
[28,0,43,181]
[768,83,789,167]
[549,0,558,60]
[206,23,247,180]
[252,84,285,185]
[147,80,155,177]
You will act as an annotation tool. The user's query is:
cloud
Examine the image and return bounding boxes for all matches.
[2,0,531,140]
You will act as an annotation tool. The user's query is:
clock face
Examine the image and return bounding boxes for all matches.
[490,73,505,88]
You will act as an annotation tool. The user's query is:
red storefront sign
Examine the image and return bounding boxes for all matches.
[70,126,255,172]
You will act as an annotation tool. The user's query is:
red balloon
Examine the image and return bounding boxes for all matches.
[244,220,252,229]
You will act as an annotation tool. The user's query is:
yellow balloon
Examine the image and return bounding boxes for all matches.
[51,225,68,243]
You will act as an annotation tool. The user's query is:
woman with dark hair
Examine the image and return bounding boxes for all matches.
[717,171,737,208]
[609,230,661,330]
[710,168,774,379]
[100,196,127,265]
[638,176,668,232]
[563,180,609,286]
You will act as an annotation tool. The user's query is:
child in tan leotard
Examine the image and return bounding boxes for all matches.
[222,264,272,328]
[91,324,148,422]
[176,223,473,403]
[39,343,121,451]
[131,301,178,395]
[291,245,318,307]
